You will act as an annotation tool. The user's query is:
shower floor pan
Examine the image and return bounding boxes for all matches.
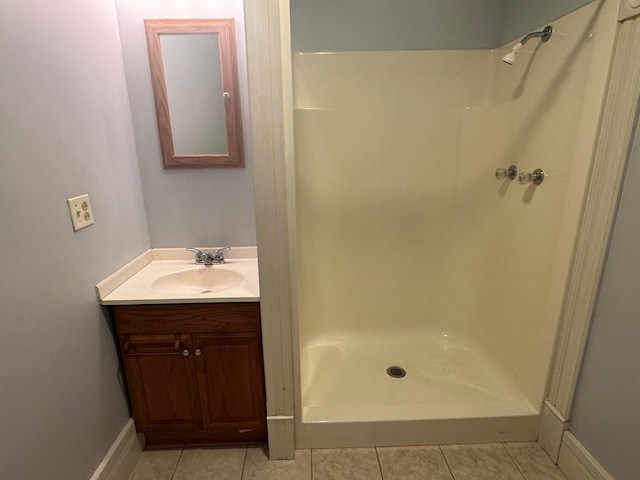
[297,330,540,448]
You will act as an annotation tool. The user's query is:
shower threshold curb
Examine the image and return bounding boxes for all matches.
[296,413,540,449]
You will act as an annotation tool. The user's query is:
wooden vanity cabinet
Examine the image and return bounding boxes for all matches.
[113,303,266,445]
[118,333,201,435]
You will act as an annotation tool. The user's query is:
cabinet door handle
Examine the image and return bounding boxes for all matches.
[195,349,202,356]
[182,349,189,357]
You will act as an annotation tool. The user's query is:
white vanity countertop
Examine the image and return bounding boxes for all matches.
[96,247,259,305]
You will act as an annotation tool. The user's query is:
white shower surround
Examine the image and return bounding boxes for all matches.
[291,1,619,448]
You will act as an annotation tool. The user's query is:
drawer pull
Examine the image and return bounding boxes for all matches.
[182,349,189,357]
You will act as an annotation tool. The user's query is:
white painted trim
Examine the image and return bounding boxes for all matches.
[547,13,640,417]
[266,416,296,459]
[538,400,569,462]
[89,419,143,480]
[558,432,615,480]
[244,0,297,460]
[618,0,640,21]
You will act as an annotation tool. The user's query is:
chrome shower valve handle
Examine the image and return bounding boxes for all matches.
[532,168,545,185]
[518,168,545,185]
[495,168,508,180]
[495,165,518,180]
[518,171,533,185]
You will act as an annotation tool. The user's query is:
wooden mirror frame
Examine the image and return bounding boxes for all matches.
[144,19,244,169]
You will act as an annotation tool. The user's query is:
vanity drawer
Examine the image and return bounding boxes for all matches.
[120,333,190,356]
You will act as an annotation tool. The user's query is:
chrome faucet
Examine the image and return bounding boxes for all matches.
[186,247,231,265]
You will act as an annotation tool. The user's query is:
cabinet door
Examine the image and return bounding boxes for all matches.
[193,334,266,438]
[120,333,201,432]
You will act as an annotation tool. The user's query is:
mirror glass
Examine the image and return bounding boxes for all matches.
[145,19,244,169]
[160,33,227,155]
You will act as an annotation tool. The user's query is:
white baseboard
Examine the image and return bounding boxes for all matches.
[267,415,295,460]
[538,400,569,462]
[90,419,144,480]
[558,431,614,480]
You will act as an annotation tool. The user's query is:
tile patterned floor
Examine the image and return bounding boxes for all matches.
[128,442,566,480]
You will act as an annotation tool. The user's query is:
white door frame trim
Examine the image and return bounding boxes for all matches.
[244,0,297,459]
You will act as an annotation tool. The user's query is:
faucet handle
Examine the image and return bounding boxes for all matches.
[213,246,231,263]
[186,247,205,264]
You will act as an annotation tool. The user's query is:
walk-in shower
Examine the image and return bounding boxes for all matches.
[290,1,617,448]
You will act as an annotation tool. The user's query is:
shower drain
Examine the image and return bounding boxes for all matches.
[386,366,406,378]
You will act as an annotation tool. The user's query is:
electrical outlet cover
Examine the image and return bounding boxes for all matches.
[67,194,95,231]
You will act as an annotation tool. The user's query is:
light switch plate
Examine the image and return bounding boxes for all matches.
[67,194,95,231]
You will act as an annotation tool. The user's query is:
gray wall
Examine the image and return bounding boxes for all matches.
[290,0,597,51]
[114,0,257,248]
[499,0,596,45]
[0,0,150,478]
[569,114,640,480]
[290,0,504,51]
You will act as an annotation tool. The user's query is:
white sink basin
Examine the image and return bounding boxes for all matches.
[151,266,244,295]
[97,248,260,304]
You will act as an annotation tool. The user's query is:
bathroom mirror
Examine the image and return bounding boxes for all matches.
[144,19,244,169]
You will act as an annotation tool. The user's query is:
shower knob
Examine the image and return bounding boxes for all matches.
[495,168,508,180]
[495,165,518,180]
[532,168,545,185]
[518,171,533,185]
[518,169,545,185]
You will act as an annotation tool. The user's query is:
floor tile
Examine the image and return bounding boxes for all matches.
[441,444,524,480]
[312,448,383,480]
[377,446,454,480]
[242,446,311,480]
[172,446,246,480]
[504,442,567,480]
[128,449,182,480]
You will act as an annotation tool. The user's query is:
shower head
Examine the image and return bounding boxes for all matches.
[502,25,553,65]
[501,43,522,65]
